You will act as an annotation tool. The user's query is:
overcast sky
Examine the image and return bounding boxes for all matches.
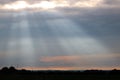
[0,0,120,70]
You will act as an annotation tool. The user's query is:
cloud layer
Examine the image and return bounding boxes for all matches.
[0,0,120,10]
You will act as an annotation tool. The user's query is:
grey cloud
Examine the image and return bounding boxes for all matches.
[57,5,120,53]
[0,0,17,4]
[103,0,120,5]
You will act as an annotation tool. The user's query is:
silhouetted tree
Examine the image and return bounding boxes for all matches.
[9,66,16,70]
[1,67,9,71]
[8,66,16,72]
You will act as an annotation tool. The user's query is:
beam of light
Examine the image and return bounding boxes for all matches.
[46,18,109,55]
[0,8,112,70]
[6,11,36,67]
[6,23,19,66]
[0,0,116,70]
[23,10,111,69]
[19,19,35,65]
[37,11,109,55]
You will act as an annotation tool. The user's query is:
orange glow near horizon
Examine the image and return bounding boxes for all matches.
[17,66,120,70]
[40,56,80,62]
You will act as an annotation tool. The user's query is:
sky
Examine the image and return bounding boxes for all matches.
[0,0,120,70]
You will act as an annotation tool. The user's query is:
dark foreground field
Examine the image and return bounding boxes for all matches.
[1,73,120,80]
[0,67,120,80]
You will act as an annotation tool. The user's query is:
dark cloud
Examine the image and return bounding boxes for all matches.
[57,5,120,53]
[0,0,17,4]
[103,0,120,5]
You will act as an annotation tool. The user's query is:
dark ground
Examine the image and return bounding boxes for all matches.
[1,74,120,80]
[0,67,120,80]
